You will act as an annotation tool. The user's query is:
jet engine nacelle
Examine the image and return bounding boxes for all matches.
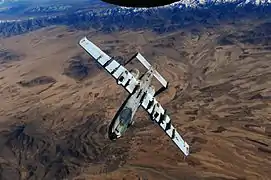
[148,85,155,96]
[130,68,140,79]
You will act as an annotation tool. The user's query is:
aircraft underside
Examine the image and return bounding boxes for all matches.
[79,37,190,156]
[108,68,155,140]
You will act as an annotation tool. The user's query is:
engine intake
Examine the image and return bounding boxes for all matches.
[130,68,140,79]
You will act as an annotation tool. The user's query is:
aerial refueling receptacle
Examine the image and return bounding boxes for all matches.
[101,0,180,8]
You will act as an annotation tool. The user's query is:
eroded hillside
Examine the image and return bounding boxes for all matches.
[0,20,270,180]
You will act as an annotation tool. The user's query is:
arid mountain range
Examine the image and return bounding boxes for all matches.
[0,1,271,180]
[1,2,271,37]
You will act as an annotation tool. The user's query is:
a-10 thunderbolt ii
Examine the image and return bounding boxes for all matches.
[79,37,190,157]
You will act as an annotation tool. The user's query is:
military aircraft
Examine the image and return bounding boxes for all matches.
[101,0,180,8]
[79,37,190,156]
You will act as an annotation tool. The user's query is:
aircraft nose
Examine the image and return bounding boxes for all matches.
[108,131,118,140]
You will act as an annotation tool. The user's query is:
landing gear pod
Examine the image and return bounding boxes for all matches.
[101,0,180,8]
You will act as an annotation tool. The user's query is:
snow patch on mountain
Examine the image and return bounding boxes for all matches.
[120,0,271,11]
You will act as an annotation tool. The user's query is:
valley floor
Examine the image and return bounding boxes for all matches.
[0,20,270,180]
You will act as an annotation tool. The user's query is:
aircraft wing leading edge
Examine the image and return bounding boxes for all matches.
[79,37,139,94]
[141,92,190,156]
[136,53,189,156]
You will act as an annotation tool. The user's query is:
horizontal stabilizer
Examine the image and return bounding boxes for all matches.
[136,53,167,88]
[136,53,152,69]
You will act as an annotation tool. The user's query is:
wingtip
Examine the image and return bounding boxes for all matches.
[79,36,88,45]
[166,82,169,89]
[185,142,190,156]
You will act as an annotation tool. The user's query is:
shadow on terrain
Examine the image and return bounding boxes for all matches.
[0,114,129,180]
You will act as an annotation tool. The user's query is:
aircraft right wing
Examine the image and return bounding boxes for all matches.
[140,92,190,156]
[79,37,139,94]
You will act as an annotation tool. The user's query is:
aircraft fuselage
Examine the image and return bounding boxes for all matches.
[108,68,155,140]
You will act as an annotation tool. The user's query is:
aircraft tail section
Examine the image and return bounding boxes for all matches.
[136,53,168,88]
[135,53,168,96]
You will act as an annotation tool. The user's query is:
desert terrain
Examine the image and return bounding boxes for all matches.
[0,18,271,180]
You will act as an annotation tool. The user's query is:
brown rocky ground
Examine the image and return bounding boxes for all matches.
[0,20,270,180]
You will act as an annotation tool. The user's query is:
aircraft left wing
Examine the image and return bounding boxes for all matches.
[140,92,190,156]
[79,37,139,94]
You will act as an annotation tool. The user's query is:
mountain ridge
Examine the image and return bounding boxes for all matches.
[1,1,271,38]
[0,1,271,179]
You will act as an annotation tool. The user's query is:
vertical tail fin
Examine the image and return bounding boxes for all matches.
[136,53,168,88]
